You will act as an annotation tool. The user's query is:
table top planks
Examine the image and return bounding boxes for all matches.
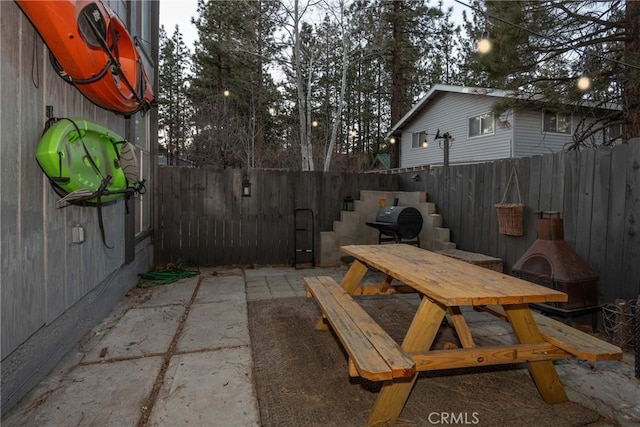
[341,244,568,307]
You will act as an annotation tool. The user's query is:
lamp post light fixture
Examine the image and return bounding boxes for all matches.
[241,172,252,197]
[312,120,318,127]
[389,137,396,144]
[223,89,230,97]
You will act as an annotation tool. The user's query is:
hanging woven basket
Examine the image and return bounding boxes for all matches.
[495,167,524,236]
[495,203,524,236]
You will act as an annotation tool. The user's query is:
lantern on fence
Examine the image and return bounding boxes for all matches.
[242,172,252,197]
[343,196,354,211]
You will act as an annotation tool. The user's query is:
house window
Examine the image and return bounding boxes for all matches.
[412,131,428,148]
[543,111,571,134]
[605,123,622,142]
[468,113,494,138]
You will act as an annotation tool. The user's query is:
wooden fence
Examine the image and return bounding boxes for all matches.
[399,142,640,303]
[155,168,397,267]
[156,142,640,303]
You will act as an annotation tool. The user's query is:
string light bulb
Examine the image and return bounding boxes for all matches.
[577,75,591,91]
[477,31,492,54]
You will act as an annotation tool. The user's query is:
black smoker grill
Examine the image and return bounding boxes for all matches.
[366,206,423,245]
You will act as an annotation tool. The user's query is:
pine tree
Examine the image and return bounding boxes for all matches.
[189,0,280,168]
[158,25,191,165]
[462,0,636,147]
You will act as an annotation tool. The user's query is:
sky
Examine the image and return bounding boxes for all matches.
[159,0,200,51]
[159,0,468,54]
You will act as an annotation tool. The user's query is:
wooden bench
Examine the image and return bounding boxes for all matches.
[304,276,415,381]
[478,305,623,362]
[436,249,503,272]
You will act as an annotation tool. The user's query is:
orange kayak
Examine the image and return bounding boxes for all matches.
[16,0,154,116]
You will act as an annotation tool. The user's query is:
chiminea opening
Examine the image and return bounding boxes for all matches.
[512,211,598,310]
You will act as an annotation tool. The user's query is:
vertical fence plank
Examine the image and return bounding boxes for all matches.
[622,141,640,300]
[471,163,485,254]
[526,156,542,237]
[550,152,566,211]
[575,149,596,262]
[563,151,581,246]
[510,158,532,262]
[539,153,555,212]
[478,162,494,256]
[589,148,612,302]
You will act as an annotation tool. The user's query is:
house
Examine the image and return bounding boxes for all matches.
[1,1,159,415]
[388,85,621,168]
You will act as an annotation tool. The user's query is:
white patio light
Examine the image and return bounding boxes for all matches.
[577,76,591,91]
[477,31,492,54]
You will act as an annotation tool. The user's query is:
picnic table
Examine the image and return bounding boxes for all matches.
[305,244,623,427]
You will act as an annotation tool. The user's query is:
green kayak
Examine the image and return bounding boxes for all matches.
[36,117,143,205]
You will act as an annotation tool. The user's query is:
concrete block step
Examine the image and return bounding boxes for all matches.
[432,227,451,242]
[428,213,443,228]
[418,202,437,215]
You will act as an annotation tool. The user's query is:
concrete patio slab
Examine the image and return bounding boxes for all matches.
[177,300,249,351]
[3,357,163,426]
[195,274,246,304]
[138,278,197,307]
[557,358,640,425]
[83,305,184,362]
[149,348,258,427]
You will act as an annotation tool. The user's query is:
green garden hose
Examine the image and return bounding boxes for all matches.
[138,262,200,287]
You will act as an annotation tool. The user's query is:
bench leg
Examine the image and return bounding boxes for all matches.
[503,304,568,404]
[367,297,446,426]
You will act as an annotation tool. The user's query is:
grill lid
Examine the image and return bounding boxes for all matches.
[367,206,423,239]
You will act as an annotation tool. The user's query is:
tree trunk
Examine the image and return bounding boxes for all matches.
[390,0,403,168]
[294,0,311,171]
[624,0,640,141]
[306,52,316,171]
[325,3,349,172]
[254,0,265,167]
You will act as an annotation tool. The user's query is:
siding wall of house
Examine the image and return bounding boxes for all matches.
[0,0,158,415]
[400,92,513,168]
[513,109,577,157]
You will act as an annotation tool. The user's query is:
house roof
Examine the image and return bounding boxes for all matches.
[387,84,621,138]
[388,85,510,137]
[370,153,390,170]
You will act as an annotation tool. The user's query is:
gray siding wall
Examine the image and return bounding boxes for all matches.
[1,0,158,415]
[514,109,622,157]
[400,92,513,167]
[514,109,578,157]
